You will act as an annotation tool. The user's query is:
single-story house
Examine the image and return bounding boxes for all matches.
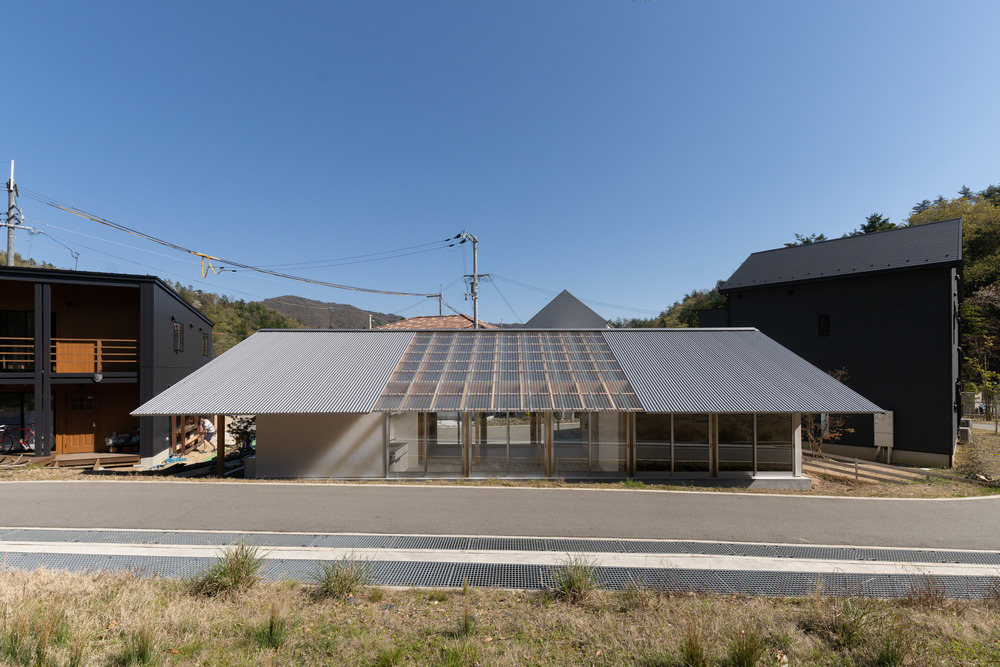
[133,327,883,489]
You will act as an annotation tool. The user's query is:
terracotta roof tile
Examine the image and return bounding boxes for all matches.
[375,315,498,330]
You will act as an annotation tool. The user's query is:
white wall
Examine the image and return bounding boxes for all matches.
[255,413,385,478]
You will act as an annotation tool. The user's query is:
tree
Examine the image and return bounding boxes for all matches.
[850,213,896,236]
[801,368,854,454]
[784,232,828,247]
[907,188,1000,293]
[911,199,932,214]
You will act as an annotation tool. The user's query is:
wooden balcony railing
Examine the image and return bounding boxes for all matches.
[52,338,138,373]
[0,337,34,372]
[0,337,138,373]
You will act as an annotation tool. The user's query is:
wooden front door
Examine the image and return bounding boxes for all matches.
[62,393,97,454]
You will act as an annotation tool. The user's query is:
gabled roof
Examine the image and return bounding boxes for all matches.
[133,328,882,416]
[721,218,962,291]
[375,314,498,330]
[524,290,607,329]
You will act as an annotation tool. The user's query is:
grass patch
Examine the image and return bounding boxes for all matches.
[0,568,996,664]
[724,621,768,666]
[679,622,710,666]
[117,624,156,665]
[549,554,598,603]
[309,556,368,600]
[251,603,287,650]
[191,542,264,596]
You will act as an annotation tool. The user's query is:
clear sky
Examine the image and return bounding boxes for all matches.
[4,1,999,324]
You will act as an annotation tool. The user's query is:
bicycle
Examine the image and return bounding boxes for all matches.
[0,424,35,454]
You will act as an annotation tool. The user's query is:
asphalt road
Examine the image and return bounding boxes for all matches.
[3,481,998,550]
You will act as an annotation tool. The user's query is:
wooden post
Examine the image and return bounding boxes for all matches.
[545,413,553,478]
[215,414,225,478]
[170,415,177,454]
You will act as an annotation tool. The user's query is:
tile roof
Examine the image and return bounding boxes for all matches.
[133,328,882,416]
[722,218,962,291]
[376,315,498,330]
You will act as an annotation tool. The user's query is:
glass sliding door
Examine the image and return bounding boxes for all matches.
[674,414,710,473]
[469,412,508,476]
[552,412,589,475]
[504,413,546,477]
[756,414,793,472]
[635,413,671,475]
[718,414,754,473]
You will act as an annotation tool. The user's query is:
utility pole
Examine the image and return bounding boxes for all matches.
[457,232,487,328]
[6,161,18,267]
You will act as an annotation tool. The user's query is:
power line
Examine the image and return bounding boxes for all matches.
[21,189,439,298]
[491,280,522,323]
[257,238,454,269]
[492,274,660,315]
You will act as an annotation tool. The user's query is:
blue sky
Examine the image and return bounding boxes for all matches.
[4,1,999,324]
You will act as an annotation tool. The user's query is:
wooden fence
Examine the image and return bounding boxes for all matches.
[802,450,993,486]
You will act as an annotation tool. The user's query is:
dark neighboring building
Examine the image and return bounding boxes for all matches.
[524,290,609,329]
[700,219,962,466]
[0,266,214,463]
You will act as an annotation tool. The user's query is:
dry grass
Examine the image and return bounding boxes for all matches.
[0,568,996,665]
[2,432,999,499]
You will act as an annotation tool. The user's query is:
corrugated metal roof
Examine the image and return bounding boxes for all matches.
[603,328,883,413]
[375,330,641,412]
[721,218,962,291]
[132,330,413,415]
[135,328,883,416]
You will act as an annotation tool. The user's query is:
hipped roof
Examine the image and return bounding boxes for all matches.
[133,328,883,416]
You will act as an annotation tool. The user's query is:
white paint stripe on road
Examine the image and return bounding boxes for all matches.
[3,527,1000,557]
[1,542,998,577]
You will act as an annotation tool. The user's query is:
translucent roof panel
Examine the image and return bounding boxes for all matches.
[375,331,641,412]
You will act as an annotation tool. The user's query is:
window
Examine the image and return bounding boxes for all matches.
[173,322,184,353]
[818,314,830,337]
[201,331,210,357]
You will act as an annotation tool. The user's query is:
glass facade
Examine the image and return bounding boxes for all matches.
[718,414,754,472]
[389,411,796,479]
[552,412,627,476]
[674,414,710,473]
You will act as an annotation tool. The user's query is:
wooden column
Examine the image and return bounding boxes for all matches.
[170,415,177,454]
[545,413,553,478]
[215,414,225,478]
[462,413,470,477]
[710,414,718,477]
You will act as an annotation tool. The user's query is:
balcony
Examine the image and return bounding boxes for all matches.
[0,337,138,373]
[0,337,33,372]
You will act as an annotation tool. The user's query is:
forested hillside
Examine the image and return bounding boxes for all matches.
[170,284,305,354]
[261,295,402,329]
[169,287,405,353]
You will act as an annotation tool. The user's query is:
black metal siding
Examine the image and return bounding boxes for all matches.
[726,268,957,456]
